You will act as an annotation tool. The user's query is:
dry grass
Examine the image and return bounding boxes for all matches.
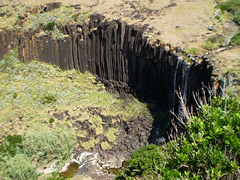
[0,0,225,50]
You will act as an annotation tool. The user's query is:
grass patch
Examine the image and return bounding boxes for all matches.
[100,141,112,150]
[204,40,216,51]
[230,31,240,46]
[185,47,199,55]
[218,0,240,25]
[81,138,100,150]
[203,35,225,51]
[0,2,89,39]
[23,129,73,165]
[0,50,152,143]
[3,154,39,180]
[106,128,118,142]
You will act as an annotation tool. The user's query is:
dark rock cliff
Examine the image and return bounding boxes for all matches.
[0,14,215,141]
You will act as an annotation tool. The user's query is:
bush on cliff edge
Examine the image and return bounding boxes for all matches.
[116,94,240,179]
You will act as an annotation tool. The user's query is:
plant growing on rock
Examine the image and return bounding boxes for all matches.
[218,0,240,25]
[185,47,199,55]
[231,31,240,46]
[0,130,74,180]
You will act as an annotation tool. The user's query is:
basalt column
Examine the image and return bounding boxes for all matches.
[0,30,18,59]
[16,15,214,120]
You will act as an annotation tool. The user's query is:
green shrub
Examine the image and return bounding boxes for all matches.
[215,15,221,20]
[13,92,18,99]
[45,21,56,31]
[3,154,39,180]
[49,117,55,123]
[230,31,240,46]
[116,95,240,179]
[22,130,73,164]
[0,49,19,71]
[41,94,57,104]
[185,47,199,55]
[0,130,73,180]
[0,135,22,158]
[218,0,240,25]
[47,172,65,180]
[204,41,215,51]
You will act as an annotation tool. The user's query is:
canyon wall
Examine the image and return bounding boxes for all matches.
[0,15,215,120]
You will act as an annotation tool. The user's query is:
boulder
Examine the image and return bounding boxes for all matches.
[59,159,80,178]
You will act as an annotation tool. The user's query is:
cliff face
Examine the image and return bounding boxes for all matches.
[0,30,17,59]
[0,15,214,136]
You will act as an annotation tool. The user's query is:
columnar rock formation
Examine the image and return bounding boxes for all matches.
[0,14,215,130]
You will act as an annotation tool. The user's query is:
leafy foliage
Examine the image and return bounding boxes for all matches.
[0,135,22,158]
[49,117,55,123]
[0,130,73,180]
[45,21,56,31]
[41,94,57,104]
[3,154,39,180]
[231,31,240,46]
[116,95,240,179]
[218,0,240,25]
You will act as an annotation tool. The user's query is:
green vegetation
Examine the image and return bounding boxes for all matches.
[21,5,89,39]
[23,130,73,165]
[204,40,216,51]
[0,129,73,180]
[203,35,226,51]
[0,2,89,39]
[101,141,112,150]
[0,135,23,158]
[185,47,199,55]
[41,94,57,104]
[45,22,56,31]
[47,172,65,180]
[116,95,240,179]
[106,128,118,142]
[49,117,55,123]
[231,31,240,46]
[218,0,240,25]
[4,154,39,180]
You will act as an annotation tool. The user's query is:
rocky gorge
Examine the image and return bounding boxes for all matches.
[0,2,222,179]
